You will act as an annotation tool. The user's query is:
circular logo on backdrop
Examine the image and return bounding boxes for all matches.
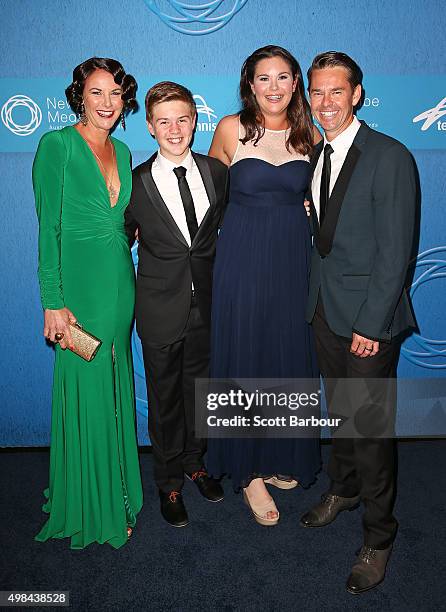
[144,0,248,35]
[1,94,42,136]
[402,246,446,369]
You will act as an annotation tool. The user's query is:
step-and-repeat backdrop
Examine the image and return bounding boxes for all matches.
[1,0,445,445]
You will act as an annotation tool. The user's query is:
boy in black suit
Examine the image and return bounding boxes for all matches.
[125,82,227,527]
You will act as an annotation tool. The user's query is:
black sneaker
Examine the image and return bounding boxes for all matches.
[159,490,189,527]
[185,469,224,502]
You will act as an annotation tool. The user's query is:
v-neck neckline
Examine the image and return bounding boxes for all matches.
[71,125,122,208]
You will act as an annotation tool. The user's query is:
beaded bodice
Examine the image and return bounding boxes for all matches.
[232,120,309,167]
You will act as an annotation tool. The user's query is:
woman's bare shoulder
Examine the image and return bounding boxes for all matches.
[209,114,240,164]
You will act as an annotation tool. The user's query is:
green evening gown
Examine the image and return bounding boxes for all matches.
[33,125,143,549]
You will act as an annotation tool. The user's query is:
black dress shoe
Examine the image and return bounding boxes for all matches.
[346,545,392,594]
[159,490,189,527]
[185,469,224,502]
[300,493,360,527]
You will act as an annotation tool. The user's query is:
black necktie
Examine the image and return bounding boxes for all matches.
[319,143,334,226]
[173,166,199,242]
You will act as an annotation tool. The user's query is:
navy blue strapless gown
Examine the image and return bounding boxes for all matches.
[207,156,321,490]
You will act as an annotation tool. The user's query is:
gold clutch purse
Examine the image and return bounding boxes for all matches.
[69,322,102,361]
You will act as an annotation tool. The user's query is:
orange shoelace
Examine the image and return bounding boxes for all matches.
[169,491,180,503]
[190,469,207,481]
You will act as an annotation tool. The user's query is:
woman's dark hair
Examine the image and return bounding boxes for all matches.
[239,45,314,155]
[65,57,138,116]
[307,51,363,91]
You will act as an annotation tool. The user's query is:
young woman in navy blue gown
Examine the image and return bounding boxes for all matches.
[207,46,321,525]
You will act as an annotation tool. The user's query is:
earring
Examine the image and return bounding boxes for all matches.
[79,103,88,126]
[120,112,126,130]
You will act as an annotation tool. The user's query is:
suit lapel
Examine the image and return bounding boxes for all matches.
[308,141,323,239]
[190,152,216,248]
[139,153,189,247]
[316,122,368,257]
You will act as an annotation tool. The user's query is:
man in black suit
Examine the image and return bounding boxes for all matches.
[125,82,227,527]
[300,53,417,593]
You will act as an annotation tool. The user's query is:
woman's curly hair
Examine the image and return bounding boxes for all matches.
[65,57,138,116]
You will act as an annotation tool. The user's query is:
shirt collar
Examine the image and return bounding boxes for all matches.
[324,115,361,153]
[155,149,194,175]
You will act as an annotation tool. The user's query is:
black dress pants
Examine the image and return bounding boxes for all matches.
[312,298,399,549]
[141,297,209,493]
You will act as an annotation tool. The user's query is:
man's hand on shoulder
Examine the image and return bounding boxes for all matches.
[350,333,379,358]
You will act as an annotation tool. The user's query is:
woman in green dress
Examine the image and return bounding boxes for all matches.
[33,57,143,549]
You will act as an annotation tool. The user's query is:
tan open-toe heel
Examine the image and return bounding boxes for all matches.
[243,488,280,526]
[264,475,299,490]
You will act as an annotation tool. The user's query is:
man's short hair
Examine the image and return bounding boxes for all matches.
[307,52,363,91]
[145,81,196,121]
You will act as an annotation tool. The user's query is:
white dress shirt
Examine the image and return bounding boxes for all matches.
[312,116,361,220]
[151,149,210,246]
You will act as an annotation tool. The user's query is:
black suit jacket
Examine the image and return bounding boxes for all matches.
[306,121,417,342]
[125,151,228,345]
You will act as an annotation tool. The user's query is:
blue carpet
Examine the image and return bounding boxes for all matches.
[1,441,445,611]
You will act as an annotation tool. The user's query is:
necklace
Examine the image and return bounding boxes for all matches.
[83,135,118,203]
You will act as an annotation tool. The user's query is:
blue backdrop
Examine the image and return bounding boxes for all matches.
[1,0,445,445]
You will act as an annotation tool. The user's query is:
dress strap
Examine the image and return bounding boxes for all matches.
[231,116,243,166]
